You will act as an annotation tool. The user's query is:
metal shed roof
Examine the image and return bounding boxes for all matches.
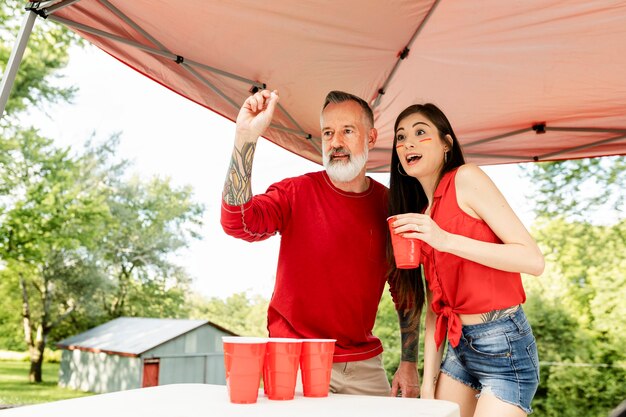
[56,317,236,357]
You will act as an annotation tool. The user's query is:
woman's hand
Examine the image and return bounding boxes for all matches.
[389,213,450,252]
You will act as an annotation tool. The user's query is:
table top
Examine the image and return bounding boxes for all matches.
[1,384,460,417]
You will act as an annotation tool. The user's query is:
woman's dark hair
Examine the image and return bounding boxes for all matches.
[387,103,466,320]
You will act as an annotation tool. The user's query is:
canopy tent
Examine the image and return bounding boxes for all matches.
[2,0,625,171]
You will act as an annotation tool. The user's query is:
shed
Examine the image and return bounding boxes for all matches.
[56,317,237,393]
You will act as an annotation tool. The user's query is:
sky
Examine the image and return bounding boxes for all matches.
[22,44,536,300]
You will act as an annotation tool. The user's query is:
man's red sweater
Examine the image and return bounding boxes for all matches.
[221,171,389,362]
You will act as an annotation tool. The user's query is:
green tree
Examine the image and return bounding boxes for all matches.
[520,156,625,221]
[123,266,191,318]
[96,174,204,319]
[190,292,269,337]
[2,0,84,358]
[2,0,206,383]
[0,130,109,382]
[1,0,77,125]
[521,156,626,416]
[542,365,626,417]
[0,130,206,381]
[0,270,25,350]
[524,217,626,417]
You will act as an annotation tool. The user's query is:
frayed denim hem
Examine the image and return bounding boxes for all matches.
[439,368,482,392]
[478,385,533,415]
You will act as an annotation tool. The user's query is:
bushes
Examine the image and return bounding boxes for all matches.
[534,364,626,417]
[525,286,626,416]
[0,349,62,364]
[0,351,28,361]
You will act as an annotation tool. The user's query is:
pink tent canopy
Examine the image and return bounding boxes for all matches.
[7,0,626,170]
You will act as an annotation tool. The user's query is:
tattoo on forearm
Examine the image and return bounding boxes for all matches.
[399,308,420,362]
[223,142,256,206]
[480,305,519,323]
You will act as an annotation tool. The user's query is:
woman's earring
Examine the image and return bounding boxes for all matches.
[397,163,408,176]
[444,151,448,164]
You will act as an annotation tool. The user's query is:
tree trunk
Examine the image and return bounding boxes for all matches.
[30,277,54,383]
[19,274,42,382]
[29,360,43,383]
[111,267,131,317]
[29,328,45,383]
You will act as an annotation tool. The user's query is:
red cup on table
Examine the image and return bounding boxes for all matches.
[387,217,421,269]
[264,338,302,400]
[222,337,267,404]
[299,339,336,397]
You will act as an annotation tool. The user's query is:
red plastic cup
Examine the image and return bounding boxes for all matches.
[222,337,267,404]
[300,339,336,397]
[388,217,421,269]
[264,338,302,400]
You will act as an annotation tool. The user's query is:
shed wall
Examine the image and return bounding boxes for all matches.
[146,324,224,356]
[59,349,141,393]
[144,324,229,385]
[157,354,225,385]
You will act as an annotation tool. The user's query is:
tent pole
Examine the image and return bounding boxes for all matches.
[465,153,531,162]
[538,133,626,160]
[463,127,532,148]
[0,10,38,119]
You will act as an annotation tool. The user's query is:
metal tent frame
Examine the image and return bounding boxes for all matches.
[1,1,321,152]
[2,1,625,169]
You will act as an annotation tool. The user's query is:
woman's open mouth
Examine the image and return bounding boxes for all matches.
[406,153,422,164]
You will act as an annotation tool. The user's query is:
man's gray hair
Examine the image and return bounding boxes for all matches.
[322,90,374,128]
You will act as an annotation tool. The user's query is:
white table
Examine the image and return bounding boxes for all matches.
[0,384,460,417]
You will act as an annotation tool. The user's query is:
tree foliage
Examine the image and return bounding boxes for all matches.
[2,0,206,383]
[1,0,80,357]
[519,156,625,416]
[1,0,78,125]
[0,131,205,381]
[189,292,269,337]
[95,172,204,318]
[524,217,626,416]
[0,129,110,382]
[520,156,625,222]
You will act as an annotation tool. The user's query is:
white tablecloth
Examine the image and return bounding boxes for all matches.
[0,384,460,417]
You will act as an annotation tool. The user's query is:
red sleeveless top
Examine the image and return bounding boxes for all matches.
[422,167,526,349]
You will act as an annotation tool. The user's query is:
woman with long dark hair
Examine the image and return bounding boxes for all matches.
[387,103,545,417]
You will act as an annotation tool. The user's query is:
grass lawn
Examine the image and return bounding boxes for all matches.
[0,360,93,406]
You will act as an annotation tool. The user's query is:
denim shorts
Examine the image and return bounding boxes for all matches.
[440,307,539,414]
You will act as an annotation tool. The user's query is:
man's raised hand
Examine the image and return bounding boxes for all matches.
[235,89,279,142]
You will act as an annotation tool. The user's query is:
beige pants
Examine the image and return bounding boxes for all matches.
[330,353,391,396]
[295,353,391,397]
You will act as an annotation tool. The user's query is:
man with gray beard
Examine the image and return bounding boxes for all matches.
[221,90,420,397]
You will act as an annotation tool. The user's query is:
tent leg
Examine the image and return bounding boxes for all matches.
[0,10,38,119]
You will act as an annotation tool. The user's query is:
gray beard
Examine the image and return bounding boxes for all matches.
[323,145,369,183]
